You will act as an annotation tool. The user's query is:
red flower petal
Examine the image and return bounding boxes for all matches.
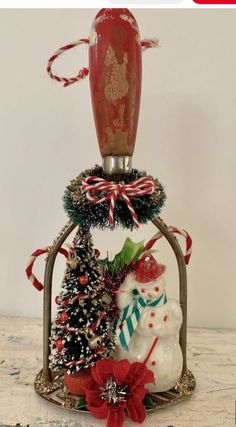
[82,377,102,406]
[84,388,101,406]
[112,359,130,385]
[87,401,109,419]
[132,385,149,402]
[106,406,125,427]
[91,359,114,387]
[126,393,146,423]
[125,362,154,390]
[82,378,97,398]
[141,368,155,385]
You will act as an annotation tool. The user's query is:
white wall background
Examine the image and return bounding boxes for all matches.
[0,9,235,328]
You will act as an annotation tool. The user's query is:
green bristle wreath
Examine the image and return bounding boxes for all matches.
[63,165,166,231]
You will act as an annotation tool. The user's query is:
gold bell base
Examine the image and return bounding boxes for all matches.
[34,368,196,413]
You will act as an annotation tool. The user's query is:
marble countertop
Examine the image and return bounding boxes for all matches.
[0,316,235,427]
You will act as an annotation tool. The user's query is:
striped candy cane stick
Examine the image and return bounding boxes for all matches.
[145,226,192,265]
[26,246,70,291]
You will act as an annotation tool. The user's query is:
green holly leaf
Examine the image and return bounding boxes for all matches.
[75,397,86,409]
[143,395,158,409]
[108,237,144,275]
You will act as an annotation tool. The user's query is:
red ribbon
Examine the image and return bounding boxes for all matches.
[81,176,155,228]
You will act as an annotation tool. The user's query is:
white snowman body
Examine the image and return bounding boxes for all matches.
[115,267,183,392]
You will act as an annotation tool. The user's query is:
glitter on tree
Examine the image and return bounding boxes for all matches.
[49,229,115,375]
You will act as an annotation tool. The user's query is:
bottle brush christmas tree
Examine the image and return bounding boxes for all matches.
[49,229,115,378]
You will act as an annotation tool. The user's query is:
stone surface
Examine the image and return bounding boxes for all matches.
[0,316,235,427]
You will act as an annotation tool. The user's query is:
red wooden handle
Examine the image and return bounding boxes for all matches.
[89,9,142,158]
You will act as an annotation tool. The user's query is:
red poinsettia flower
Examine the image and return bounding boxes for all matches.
[82,358,154,427]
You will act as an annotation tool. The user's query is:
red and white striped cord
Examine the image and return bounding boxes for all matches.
[145,226,192,265]
[26,246,70,291]
[47,38,158,87]
[65,356,91,367]
[81,175,155,228]
[90,311,107,332]
[47,38,89,87]
[141,38,159,50]
[65,346,104,367]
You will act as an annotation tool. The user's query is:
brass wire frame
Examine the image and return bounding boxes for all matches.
[37,215,194,410]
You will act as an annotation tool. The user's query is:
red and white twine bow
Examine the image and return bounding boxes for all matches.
[81,176,155,228]
[47,38,158,87]
[145,227,192,265]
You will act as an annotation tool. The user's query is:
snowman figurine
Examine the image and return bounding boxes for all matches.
[114,253,183,392]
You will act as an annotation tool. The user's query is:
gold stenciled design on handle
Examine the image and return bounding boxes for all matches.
[102,44,129,156]
[113,104,125,128]
[104,45,129,103]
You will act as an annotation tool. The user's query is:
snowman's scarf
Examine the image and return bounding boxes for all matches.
[115,292,167,351]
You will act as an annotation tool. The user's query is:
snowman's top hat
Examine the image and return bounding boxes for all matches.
[135,253,166,284]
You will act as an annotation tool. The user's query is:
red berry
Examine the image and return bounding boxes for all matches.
[56,338,64,349]
[78,275,89,285]
[63,298,70,306]
[95,249,100,257]
[55,296,61,305]
[135,254,166,283]
[60,312,69,322]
